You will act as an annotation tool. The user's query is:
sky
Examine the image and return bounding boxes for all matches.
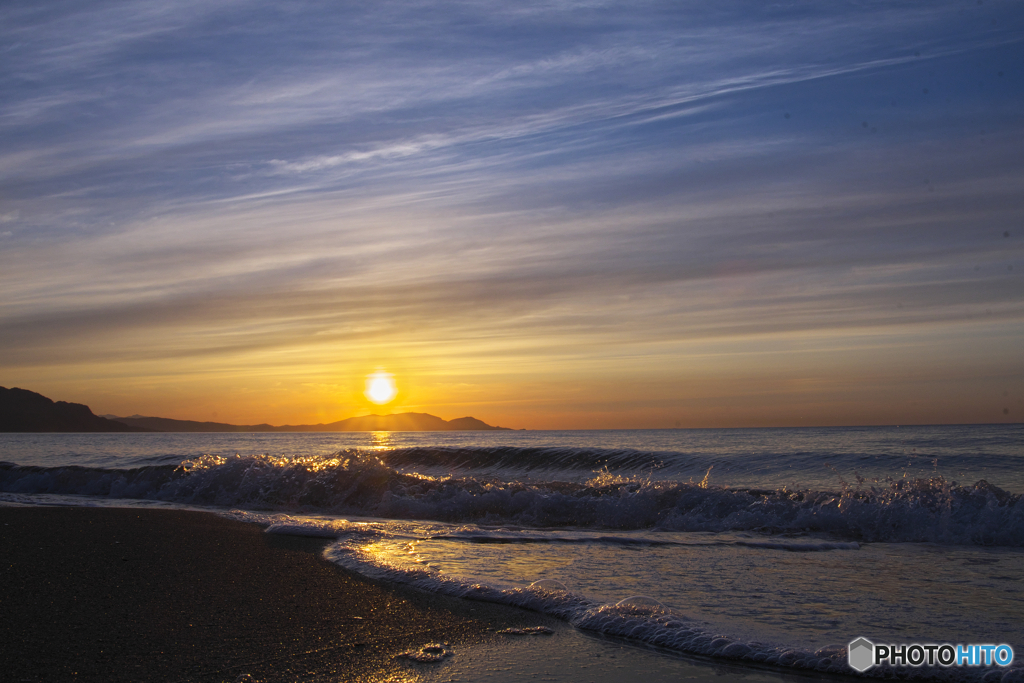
[1,0,1022,429]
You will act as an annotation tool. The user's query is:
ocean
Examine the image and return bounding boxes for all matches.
[2,425,1023,681]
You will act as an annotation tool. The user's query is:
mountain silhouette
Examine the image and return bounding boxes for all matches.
[112,412,510,432]
[0,386,147,432]
[2,386,510,432]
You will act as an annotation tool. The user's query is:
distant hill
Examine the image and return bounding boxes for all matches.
[1,386,510,432]
[96,415,275,433]
[111,412,511,432]
[0,386,148,432]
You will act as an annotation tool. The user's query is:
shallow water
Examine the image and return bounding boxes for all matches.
[395,623,834,683]
[322,519,1024,645]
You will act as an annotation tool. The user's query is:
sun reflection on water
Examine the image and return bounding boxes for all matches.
[370,430,395,451]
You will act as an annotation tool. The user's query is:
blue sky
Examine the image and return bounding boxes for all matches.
[1,0,1022,427]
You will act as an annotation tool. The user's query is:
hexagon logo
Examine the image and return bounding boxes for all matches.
[848,637,875,672]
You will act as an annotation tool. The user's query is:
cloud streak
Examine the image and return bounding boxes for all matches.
[1,0,1022,425]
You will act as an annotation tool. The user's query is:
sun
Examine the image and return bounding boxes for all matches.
[365,371,397,405]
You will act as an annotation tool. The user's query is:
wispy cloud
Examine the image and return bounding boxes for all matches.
[1,0,1022,424]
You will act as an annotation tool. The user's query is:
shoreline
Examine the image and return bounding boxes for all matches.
[0,506,556,682]
[1,505,897,683]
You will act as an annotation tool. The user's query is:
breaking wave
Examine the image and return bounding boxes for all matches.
[3,447,1023,546]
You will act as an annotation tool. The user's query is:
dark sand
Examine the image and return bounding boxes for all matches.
[0,506,555,683]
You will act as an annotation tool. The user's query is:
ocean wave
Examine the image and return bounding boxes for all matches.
[318,525,1022,681]
[0,462,185,498]
[2,452,1022,546]
[423,528,861,551]
[382,445,673,473]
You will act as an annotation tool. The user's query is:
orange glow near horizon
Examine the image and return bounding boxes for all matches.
[8,319,1022,430]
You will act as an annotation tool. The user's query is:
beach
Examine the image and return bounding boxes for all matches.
[1,505,823,683]
[0,506,555,683]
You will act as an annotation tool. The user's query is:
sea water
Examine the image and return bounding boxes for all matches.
[2,425,1023,681]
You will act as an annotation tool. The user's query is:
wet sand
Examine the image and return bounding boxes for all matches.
[0,506,554,682]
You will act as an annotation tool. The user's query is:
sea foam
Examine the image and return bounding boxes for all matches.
[3,449,1022,546]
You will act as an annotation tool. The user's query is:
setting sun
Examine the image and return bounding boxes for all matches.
[364,371,397,405]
